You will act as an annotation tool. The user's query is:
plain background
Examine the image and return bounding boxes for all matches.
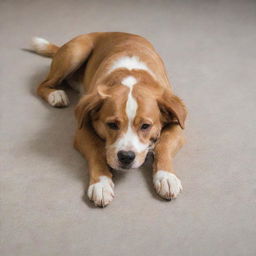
[1,0,256,255]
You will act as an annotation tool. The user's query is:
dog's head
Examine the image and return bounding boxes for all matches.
[75,72,187,171]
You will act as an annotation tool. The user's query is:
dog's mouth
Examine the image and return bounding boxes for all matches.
[108,162,133,171]
[118,163,133,170]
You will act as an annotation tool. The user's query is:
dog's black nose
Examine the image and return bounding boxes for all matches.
[117,150,135,165]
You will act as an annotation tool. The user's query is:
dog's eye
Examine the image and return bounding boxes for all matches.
[141,123,151,130]
[107,122,119,130]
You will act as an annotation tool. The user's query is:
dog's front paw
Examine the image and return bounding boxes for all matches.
[87,176,114,207]
[153,170,182,200]
[47,90,69,107]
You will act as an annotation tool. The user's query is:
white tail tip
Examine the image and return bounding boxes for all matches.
[31,37,49,52]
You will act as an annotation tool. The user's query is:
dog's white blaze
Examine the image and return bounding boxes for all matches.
[108,56,155,155]
[112,76,147,153]
[122,76,137,88]
[116,125,148,153]
[122,76,137,121]
[109,56,155,77]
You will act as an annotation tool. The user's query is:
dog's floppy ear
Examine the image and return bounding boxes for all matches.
[157,89,187,129]
[75,85,109,129]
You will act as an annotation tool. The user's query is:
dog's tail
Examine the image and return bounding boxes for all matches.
[31,37,59,58]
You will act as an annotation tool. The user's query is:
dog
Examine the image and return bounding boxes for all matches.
[31,32,187,207]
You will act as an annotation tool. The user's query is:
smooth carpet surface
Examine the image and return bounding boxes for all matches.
[1,0,256,255]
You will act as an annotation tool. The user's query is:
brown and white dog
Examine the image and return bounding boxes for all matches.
[31,32,187,207]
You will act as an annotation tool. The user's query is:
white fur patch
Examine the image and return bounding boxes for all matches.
[122,76,137,88]
[112,76,147,154]
[31,37,49,52]
[87,176,114,207]
[114,125,148,154]
[122,76,138,120]
[47,90,70,107]
[153,170,182,199]
[109,56,155,77]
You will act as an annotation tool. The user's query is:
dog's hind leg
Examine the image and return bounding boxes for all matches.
[35,35,95,107]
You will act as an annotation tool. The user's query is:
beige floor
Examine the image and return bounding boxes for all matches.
[1,0,256,255]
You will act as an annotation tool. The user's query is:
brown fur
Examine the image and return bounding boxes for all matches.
[33,32,187,206]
